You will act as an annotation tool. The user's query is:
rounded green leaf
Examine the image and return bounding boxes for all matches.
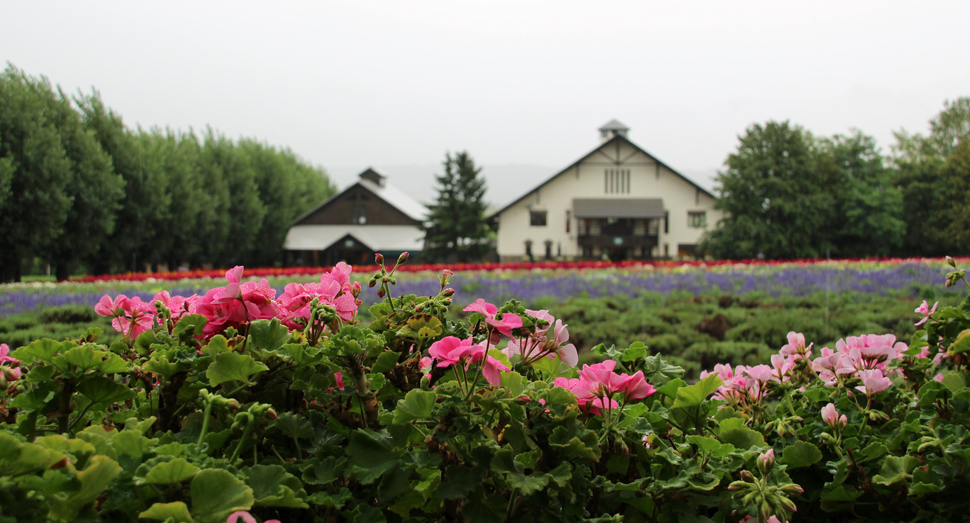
[190,469,254,523]
[143,458,198,485]
[206,352,269,386]
[139,502,194,522]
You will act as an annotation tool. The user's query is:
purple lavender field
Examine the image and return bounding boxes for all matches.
[0,262,951,318]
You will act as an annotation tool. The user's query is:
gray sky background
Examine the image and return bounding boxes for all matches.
[4,1,968,208]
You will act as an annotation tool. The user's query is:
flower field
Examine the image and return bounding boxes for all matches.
[2,255,970,522]
[0,258,957,320]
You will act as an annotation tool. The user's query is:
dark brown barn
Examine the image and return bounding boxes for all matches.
[284,168,427,266]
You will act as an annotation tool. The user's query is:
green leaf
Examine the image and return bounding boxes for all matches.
[500,371,525,398]
[873,455,919,486]
[909,481,943,498]
[61,346,105,371]
[949,329,970,355]
[303,457,345,485]
[392,389,437,424]
[77,376,135,404]
[438,464,485,500]
[942,372,966,392]
[139,502,194,522]
[548,424,600,460]
[48,455,122,522]
[27,365,56,382]
[820,485,863,512]
[717,418,765,450]
[372,350,401,373]
[621,341,648,362]
[687,435,723,453]
[656,378,687,399]
[275,412,314,440]
[99,352,129,374]
[249,318,290,352]
[0,433,64,477]
[780,440,822,469]
[173,314,208,340]
[244,464,309,508]
[347,429,400,484]
[672,375,722,409]
[10,388,53,410]
[190,469,254,523]
[12,339,69,364]
[142,458,198,485]
[206,352,269,386]
[490,448,549,496]
[110,430,156,459]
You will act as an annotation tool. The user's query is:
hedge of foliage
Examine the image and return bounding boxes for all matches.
[1,254,969,522]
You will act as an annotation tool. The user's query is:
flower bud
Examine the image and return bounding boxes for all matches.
[397,251,409,264]
[947,256,957,268]
[375,253,384,265]
[265,408,278,420]
[757,448,775,474]
[442,299,452,306]
[740,470,754,481]
[442,288,455,297]
[377,287,386,298]
[351,281,362,298]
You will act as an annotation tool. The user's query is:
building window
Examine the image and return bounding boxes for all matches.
[688,211,707,228]
[530,210,547,226]
[525,240,533,261]
[664,211,669,234]
[565,210,571,233]
[604,169,631,194]
[352,204,367,224]
[544,240,553,260]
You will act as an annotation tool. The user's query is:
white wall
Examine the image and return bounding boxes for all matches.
[496,140,721,260]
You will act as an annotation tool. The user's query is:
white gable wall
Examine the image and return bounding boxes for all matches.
[496,140,721,260]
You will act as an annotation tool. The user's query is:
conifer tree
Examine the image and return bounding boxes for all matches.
[423,151,491,262]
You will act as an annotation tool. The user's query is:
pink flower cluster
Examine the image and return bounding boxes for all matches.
[703,331,907,407]
[811,334,906,393]
[427,336,510,386]
[503,308,578,367]
[464,299,523,343]
[94,294,156,339]
[553,360,656,415]
[0,343,21,386]
[95,264,360,341]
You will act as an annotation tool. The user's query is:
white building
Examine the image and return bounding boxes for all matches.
[492,120,721,261]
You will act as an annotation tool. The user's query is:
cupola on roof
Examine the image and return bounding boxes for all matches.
[598,119,629,142]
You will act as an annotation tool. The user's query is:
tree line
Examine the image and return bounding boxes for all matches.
[701,97,970,260]
[0,65,336,282]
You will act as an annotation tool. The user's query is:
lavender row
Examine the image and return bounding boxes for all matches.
[0,264,949,318]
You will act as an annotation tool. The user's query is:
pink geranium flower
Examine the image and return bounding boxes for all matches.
[915,300,938,327]
[195,266,279,336]
[820,402,847,429]
[463,299,522,339]
[95,294,156,339]
[226,511,280,523]
[779,331,813,361]
[855,369,892,395]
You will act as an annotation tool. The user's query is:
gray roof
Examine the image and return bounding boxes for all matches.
[357,177,428,221]
[573,198,665,218]
[598,119,629,131]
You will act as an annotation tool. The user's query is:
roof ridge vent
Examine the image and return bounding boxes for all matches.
[598,119,629,143]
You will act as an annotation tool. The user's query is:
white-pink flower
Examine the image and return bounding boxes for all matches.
[820,402,847,429]
[855,369,892,395]
[915,300,939,327]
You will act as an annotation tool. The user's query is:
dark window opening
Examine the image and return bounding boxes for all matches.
[352,204,367,224]
[530,210,547,226]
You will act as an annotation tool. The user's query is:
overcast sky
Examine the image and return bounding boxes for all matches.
[4,1,968,207]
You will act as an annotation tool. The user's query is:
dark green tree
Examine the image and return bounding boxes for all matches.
[815,131,904,257]
[939,139,970,254]
[701,121,832,259]
[76,92,172,273]
[423,151,491,262]
[199,129,265,267]
[39,85,124,281]
[892,97,970,257]
[239,139,335,267]
[0,66,74,282]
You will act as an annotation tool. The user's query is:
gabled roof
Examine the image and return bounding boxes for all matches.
[289,167,428,226]
[491,134,716,218]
